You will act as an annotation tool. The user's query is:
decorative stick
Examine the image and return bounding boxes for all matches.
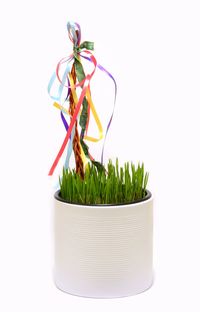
[69,63,84,179]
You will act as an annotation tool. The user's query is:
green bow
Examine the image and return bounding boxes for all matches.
[73,41,94,57]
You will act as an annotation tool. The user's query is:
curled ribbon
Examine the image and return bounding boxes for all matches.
[48,21,117,176]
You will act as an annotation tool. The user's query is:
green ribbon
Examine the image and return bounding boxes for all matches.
[74,55,105,172]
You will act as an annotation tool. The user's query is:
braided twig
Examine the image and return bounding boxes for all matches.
[69,63,84,179]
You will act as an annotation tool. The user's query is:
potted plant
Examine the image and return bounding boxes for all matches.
[48,21,153,298]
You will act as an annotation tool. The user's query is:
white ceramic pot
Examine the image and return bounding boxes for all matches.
[53,191,153,298]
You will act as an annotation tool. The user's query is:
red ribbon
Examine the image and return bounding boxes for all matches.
[48,52,97,176]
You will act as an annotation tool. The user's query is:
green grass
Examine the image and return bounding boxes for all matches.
[59,159,149,205]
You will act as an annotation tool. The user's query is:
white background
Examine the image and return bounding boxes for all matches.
[0,0,200,311]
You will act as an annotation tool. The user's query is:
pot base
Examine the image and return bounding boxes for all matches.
[54,273,154,298]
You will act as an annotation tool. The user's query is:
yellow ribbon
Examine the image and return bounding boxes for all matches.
[84,89,103,142]
[69,72,103,142]
[56,72,104,143]
[53,102,70,115]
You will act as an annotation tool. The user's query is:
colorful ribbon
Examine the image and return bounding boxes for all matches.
[48,21,117,176]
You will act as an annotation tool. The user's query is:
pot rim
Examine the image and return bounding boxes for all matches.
[54,189,152,208]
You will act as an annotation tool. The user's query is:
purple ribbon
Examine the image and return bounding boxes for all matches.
[80,54,117,163]
[61,77,70,132]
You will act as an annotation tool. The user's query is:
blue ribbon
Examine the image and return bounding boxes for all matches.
[48,60,75,171]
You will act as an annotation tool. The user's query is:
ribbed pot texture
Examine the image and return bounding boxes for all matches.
[53,191,153,298]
